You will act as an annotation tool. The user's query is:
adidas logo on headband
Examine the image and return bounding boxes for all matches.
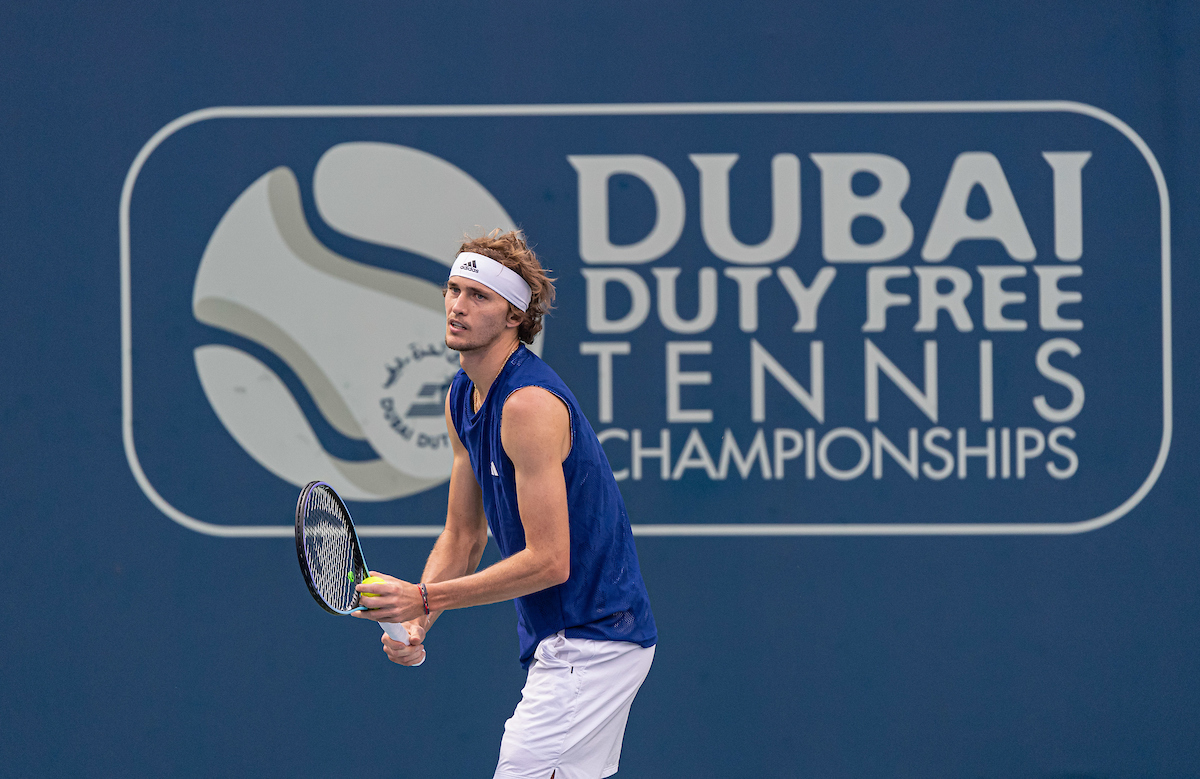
[462,258,478,273]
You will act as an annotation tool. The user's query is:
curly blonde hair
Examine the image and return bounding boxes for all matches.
[457,229,555,344]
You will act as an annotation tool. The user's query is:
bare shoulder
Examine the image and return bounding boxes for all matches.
[501,386,571,462]
[504,385,568,420]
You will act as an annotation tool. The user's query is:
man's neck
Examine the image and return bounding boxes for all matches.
[459,335,521,402]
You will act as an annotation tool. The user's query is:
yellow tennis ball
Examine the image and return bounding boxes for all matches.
[360,575,387,602]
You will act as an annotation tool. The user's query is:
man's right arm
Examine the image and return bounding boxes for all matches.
[418,401,489,630]
[377,393,487,666]
[415,393,489,629]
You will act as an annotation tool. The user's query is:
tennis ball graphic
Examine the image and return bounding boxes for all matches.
[193,142,523,502]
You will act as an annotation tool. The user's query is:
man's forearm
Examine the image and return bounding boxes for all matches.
[424,546,567,615]
[416,524,488,630]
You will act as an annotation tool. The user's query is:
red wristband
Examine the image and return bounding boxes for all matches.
[418,582,430,615]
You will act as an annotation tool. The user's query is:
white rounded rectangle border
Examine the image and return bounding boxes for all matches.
[120,101,1172,538]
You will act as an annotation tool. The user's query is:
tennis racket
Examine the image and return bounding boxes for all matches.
[295,480,424,664]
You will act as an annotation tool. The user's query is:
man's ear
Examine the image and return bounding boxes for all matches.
[506,308,524,328]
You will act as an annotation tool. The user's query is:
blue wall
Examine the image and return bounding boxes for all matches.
[2,3,1198,777]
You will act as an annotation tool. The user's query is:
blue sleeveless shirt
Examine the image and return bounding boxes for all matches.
[448,345,656,668]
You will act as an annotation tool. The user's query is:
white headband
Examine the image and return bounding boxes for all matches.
[448,252,533,312]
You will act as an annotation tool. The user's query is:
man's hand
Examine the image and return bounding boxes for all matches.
[352,571,427,625]
[381,621,427,666]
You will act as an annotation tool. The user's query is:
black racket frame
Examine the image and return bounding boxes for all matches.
[295,480,371,616]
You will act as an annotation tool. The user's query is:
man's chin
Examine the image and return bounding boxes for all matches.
[445,335,478,353]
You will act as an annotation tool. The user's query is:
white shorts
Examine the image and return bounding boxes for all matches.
[494,632,655,779]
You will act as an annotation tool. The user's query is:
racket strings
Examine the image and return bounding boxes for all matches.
[303,486,362,612]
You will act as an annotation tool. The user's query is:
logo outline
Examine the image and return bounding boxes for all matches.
[120,101,1172,538]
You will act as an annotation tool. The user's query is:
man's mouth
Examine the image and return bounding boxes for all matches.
[448,318,467,332]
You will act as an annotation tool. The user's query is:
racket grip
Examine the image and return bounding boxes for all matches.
[379,621,409,645]
[380,621,426,667]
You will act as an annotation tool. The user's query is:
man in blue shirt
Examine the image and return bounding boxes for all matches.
[355,230,656,779]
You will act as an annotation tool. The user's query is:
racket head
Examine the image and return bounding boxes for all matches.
[295,481,370,616]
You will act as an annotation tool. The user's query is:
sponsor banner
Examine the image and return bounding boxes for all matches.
[120,103,1170,536]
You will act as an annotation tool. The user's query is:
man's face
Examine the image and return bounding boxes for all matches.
[444,277,520,353]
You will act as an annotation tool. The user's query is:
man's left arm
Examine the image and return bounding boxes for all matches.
[355,386,572,623]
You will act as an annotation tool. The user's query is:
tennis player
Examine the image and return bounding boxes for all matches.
[354,230,657,779]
